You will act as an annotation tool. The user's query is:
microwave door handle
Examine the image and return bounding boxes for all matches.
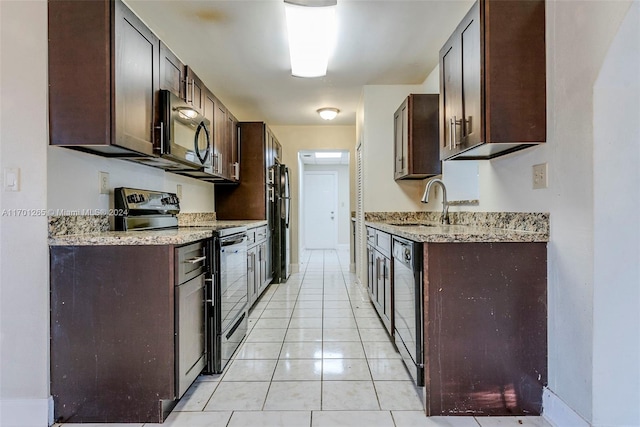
[194,121,209,164]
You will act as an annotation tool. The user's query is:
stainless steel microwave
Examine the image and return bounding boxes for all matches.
[157,89,213,174]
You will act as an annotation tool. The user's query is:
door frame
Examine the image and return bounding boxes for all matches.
[302,170,339,250]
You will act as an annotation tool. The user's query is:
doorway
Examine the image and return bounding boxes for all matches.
[298,150,350,261]
[303,171,338,249]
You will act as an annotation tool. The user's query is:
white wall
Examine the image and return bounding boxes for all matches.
[0,1,50,425]
[47,148,215,214]
[301,164,350,250]
[592,3,640,426]
[270,126,356,269]
[361,85,437,212]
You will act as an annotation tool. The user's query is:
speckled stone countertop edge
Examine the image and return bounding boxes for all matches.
[365,221,549,243]
[364,211,549,243]
[48,214,268,246]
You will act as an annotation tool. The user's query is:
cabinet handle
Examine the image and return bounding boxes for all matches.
[186,79,192,104]
[268,167,274,185]
[376,257,381,280]
[268,187,275,202]
[157,122,165,152]
[450,116,463,148]
[451,116,456,149]
[232,162,240,180]
[185,255,206,264]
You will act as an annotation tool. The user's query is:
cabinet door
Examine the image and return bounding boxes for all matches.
[247,246,257,308]
[228,112,240,181]
[185,66,204,114]
[460,4,481,148]
[393,100,408,179]
[439,37,462,160]
[214,101,227,177]
[114,0,159,155]
[383,256,392,321]
[203,89,220,176]
[367,245,375,296]
[159,41,184,99]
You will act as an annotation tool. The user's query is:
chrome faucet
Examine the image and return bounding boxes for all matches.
[421,178,450,225]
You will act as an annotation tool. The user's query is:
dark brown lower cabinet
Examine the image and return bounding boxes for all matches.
[423,242,547,416]
[50,245,176,424]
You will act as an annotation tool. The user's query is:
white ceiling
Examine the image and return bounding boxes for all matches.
[126,0,474,127]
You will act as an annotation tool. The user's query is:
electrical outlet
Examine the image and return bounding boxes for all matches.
[176,184,183,199]
[532,163,547,189]
[99,171,109,194]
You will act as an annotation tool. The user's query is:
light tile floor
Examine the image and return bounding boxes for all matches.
[59,249,552,427]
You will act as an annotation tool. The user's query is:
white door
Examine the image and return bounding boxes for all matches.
[304,171,337,249]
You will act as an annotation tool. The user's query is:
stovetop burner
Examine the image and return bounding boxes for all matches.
[114,187,180,231]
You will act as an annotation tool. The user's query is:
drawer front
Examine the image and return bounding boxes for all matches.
[255,225,268,243]
[176,241,207,284]
[375,230,391,257]
[246,228,256,244]
[366,227,376,246]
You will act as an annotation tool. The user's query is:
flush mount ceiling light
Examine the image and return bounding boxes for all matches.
[317,107,339,120]
[284,0,337,78]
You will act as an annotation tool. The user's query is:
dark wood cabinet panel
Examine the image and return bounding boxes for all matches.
[50,245,176,423]
[228,111,240,181]
[439,0,546,160]
[214,100,229,177]
[160,41,185,99]
[366,227,393,334]
[185,66,205,114]
[48,0,158,157]
[423,242,547,416]
[215,122,280,219]
[393,94,441,180]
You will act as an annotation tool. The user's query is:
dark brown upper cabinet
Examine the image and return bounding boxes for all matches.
[215,122,280,220]
[48,0,159,157]
[159,42,185,99]
[439,0,546,161]
[394,94,441,180]
[228,111,240,182]
[184,66,205,115]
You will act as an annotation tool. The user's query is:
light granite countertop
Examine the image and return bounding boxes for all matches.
[365,221,548,243]
[364,211,549,243]
[48,219,268,246]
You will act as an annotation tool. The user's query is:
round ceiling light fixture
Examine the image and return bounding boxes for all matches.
[317,107,339,120]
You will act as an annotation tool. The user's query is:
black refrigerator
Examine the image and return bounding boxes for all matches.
[270,163,291,283]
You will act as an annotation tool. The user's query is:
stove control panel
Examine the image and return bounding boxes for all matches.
[114,188,181,231]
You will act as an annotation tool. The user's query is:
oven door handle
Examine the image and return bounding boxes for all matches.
[185,255,207,264]
[221,236,247,247]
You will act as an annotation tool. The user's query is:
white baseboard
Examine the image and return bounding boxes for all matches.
[0,397,52,427]
[543,387,590,427]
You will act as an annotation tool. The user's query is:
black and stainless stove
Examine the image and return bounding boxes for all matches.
[113,186,248,376]
[114,187,180,231]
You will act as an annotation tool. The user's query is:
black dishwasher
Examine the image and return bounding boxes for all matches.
[392,236,424,386]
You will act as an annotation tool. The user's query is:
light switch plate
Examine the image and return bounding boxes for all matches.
[99,171,110,194]
[532,163,548,189]
[3,168,20,192]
